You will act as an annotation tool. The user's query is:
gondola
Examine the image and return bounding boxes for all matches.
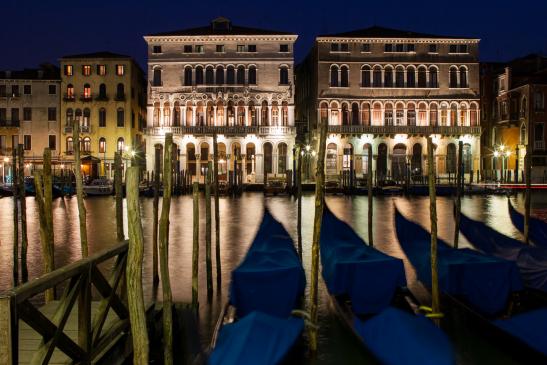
[207,209,306,365]
[321,206,454,365]
[395,208,547,361]
[508,199,547,247]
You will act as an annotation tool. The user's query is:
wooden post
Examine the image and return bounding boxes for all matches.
[152,146,160,287]
[213,133,221,290]
[297,146,303,260]
[126,166,149,365]
[158,133,173,365]
[34,172,54,302]
[18,145,28,283]
[454,141,463,248]
[73,122,88,257]
[309,118,328,354]
[427,137,441,321]
[12,147,18,286]
[206,162,213,299]
[524,143,532,244]
[114,152,124,242]
[43,149,55,283]
[367,144,373,247]
[0,297,13,365]
[192,182,199,309]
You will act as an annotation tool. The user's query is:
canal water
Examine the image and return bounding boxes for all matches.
[1,192,546,364]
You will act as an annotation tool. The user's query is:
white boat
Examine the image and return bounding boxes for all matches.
[83,178,113,196]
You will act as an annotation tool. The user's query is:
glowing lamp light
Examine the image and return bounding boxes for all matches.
[306,145,311,152]
[505,150,511,157]
[311,151,317,157]
[60,164,65,169]
[459,135,472,144]
[499,144,505,152]
[130,150,136,157]
[431,134,441,144]
[361,134,373,144]
[494,151,500,157]
[3,157,9,163]
[300,151,305,156]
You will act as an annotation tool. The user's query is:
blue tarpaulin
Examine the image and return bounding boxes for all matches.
[459,212,547,292]
[230,210,306,318]
[494,308,547,356]
[208,311,304,365]
[321,206,406,314]
[355,307,455,365]
[508,200,547,248]
[395,209,523,316]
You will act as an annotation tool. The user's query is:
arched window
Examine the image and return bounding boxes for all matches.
[99,137,106,154]
[372,103,382,125]
[279,66,289,85]
[82,108,90,127]
[99,108,106,127]
[116,83,125,99]
[248,66,257,84]
[459,66,467,88]
[418,103,427,125]
[330,65,339,87]
[66,108,73,125]
[384,103,393,126]
[216,66,224,85]
[447,143,457,173]
[271,101,279,125]
[83,83,91,99]
[205,66,214,85]
[361,103,370,126]
[117,107,124,127]
[395,66,405,87]
[226,66,235,84]
[99,83,107,98]
[163,103,171,126]
[429,104,438,126]
[263,142,273,174]
[351,103,359,125]
[75,109,82,125]
[407,103,416,125]
[460,104,468,126]
[246,143,255,174]
[174,101,181,126]
[195,66,204,85]
[237,66,245,85]
[377,143,388,180]
[407,67,416,87]
[520,123,527,145]
[361,65,371,87]
[67,84,74,99]
[82,137,91,153]
[249,101,257,126]
[395,103,404,125]
[330,103,339,125]
[417,66,427,88]
[117,137,125,153]
[384,66,393,87]
[261,101,269,126]
[153,68,162,86]
[440,104,448,126]
[450,104,458,126]
[340,66,349,87]
[66,137,73,154]
[342,103,350,125]
[187,143,196,175]
[470,103,478,126]
[373,66,382,87]
[184,66,193,86]
[449,67,458,88]
[326,143,338,175]
[281,101,289,126]
[429,67,438,88]
[278,143,288,173]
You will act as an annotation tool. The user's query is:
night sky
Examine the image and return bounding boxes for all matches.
[2,0,546,71]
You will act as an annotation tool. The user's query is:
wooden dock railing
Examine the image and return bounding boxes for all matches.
[0,242,130,365]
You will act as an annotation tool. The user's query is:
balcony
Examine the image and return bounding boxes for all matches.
[80,95,93,102]
[63,93,75,101]
[327,125,482,136]
[0,120,20,128]
[114,94,126,102]
[64,125,91,133]
[145,125,296,137]
[95,94,109,102]
[535,141,545,150]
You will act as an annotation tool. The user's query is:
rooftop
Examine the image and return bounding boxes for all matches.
[60,51,132,59]
[0,64,60,80]
[318,25,475,40]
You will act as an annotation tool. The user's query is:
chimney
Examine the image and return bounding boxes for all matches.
[505,67,511,90]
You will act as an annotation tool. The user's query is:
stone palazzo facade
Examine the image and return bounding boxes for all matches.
[296,26,481,183]
[144,17,297,183]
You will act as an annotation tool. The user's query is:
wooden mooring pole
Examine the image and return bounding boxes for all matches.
[114,152,124,242]
[427,137,441,322]
[206,162,213,299]
[213,133,221,290]
[297,145,303,260]
[152,146,161,286]
[453,141,463,248]
[309,118,328,354]
[18,145,28,283]
[126,166,149,364]
[73,121,88,257]
[192,182,200,309]
[367,144,373,247]
[159,133,173,365]
[524,143,531,244]
[12,147,18,286]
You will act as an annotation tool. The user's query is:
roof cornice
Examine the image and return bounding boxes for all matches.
[316,37,480,43]
[144,35,298,43]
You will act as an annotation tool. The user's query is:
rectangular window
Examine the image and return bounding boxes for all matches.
[0,108,5,121]
[184,45,193,53]
[386,43,414,52]
[11,108,19,121]
[48,135,56,150]
[12,135,18,149]
[429,44,437,53]
[216,45,225,53]
[331,43,349,52]
[0,85,5,97]
[82,65,91,76]
[97,64,106,75]
[23,135,31,150]
[237,45,245,52]
[48,84,56,94]
[248,45,257,52]
[384,44,393,52]
[279,44,289,52]
[64,65,73,76]
[449,44,469,54]
[0,135,5,151]
[534,123,544,145]
[535,92,545,111]
[11,85,19,97]
[23,85,31,95]
[361,43,371,52]
[117,109,124,127]
[395,43,404,52]
[48,107,56,121]
[99,109,106,127]
[131,112,135,128]
[195,45,204,53]
[23,107,32,121]
[116,64,125,76]
[152,45,162,54]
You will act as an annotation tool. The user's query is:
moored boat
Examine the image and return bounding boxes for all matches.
[508,199,547,247]
[83,178,114,196]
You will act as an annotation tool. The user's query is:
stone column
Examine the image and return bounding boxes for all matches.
[181,106,186,126]
[192,106,197,127]
[244,106,249,126]
[223,106,228,126]
[159,105,164,127]
[213,106,217,126]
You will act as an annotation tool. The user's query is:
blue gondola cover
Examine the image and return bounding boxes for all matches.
[395,210,522,316]
[230,210,306,318]
[209,311,304,365]
[459,212,547,292]
[508,200,547,248]
[321,207,406,314]
[494,307,547,356]
[354,307,455,365]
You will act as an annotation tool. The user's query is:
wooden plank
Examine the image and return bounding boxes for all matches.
[0,297,13,365]
[90,263,128,320]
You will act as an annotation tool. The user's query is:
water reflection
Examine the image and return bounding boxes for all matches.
[0,192,546,363]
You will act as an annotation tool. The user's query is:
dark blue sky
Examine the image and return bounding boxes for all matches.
[2,0,547,71]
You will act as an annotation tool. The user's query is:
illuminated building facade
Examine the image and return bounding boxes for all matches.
[144,17,297,183]
[296,26,481,183]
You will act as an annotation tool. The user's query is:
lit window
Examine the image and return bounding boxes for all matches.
[237,45,245,52]
[195,45,204,53]
[116,64,125,76]
[361,43,371,52]
[449,44,469,54]
[66,84,74,99]
[97,65,106,75]
[279,67,289,85]
[64,65,73,76]
[83,84,91,99]
[216,45,225,53]
[99,138,106,153]
[82,65,91,76]
[117,137,124,152]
